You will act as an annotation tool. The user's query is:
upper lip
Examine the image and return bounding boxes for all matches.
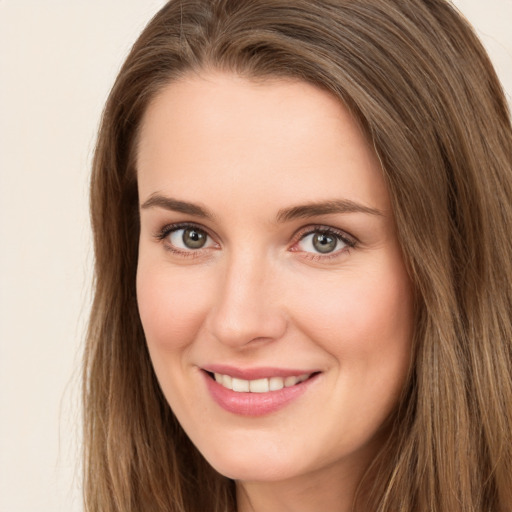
[201,364,319,380]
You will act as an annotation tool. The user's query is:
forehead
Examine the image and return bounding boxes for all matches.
[136,71,389,216]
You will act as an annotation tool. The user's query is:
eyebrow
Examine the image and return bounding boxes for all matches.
[140,194,383,222]
[140,194,214,219]
[276,199,383,222]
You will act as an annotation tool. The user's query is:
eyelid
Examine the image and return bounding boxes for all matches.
[153,221,357,259]
[290,224,357,256]
[155,221,195,238]
[154,222,219,255]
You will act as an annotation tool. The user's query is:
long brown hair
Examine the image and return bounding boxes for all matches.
[84,1,512,510]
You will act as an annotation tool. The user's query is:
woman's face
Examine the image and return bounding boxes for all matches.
[136,72,414,487]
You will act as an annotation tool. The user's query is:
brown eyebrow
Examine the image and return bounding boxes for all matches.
[140,194,214,219]
[141,194,383,222]
[276,199,383,222]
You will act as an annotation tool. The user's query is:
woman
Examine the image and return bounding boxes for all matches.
[84,0,512,510]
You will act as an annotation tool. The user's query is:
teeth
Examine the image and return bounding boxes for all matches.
[222,374,232,389]
[284,376,298,387]
[212,372,311,393]
[232,378,250,392]
[249,378,269,393]
[269,376,284,391]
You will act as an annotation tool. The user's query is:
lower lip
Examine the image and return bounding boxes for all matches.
[203,372,318,416]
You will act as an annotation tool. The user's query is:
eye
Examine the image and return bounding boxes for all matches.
[295,228,355,256]
[164,225,215,251]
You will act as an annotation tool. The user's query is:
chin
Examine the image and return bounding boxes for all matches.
[200,442,304,482]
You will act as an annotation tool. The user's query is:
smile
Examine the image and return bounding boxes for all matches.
[203,369,320,416]
[213,372,312,393]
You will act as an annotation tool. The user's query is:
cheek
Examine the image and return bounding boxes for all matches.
[289,261,414,438]
[290,260,414,367]
[136,260,212,352]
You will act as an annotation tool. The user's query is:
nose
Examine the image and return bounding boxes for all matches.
[206,251,288,348]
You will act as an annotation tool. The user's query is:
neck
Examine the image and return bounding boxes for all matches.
[235,457,369,512]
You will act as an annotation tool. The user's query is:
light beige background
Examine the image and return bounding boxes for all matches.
[0,1,510,511]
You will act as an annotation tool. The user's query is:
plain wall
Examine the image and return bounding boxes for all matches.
[0,1,510,511]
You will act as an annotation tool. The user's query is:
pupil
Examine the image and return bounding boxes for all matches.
[313,233,336,253]
[183,228,206,249]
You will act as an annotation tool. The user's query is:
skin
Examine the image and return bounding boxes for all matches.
[136,71,414,512]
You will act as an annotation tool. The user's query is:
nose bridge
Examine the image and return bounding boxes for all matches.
[207,247,286,347]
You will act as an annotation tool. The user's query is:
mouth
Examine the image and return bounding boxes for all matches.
[202,368,321,416]
[205,371,317,393]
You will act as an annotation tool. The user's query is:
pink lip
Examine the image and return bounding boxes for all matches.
[201,369,320,417]
[202,364,315,380]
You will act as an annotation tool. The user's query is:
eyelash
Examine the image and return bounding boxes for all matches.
[292,225,357,261]
[155,222,216,259]
[154,222,357,260]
